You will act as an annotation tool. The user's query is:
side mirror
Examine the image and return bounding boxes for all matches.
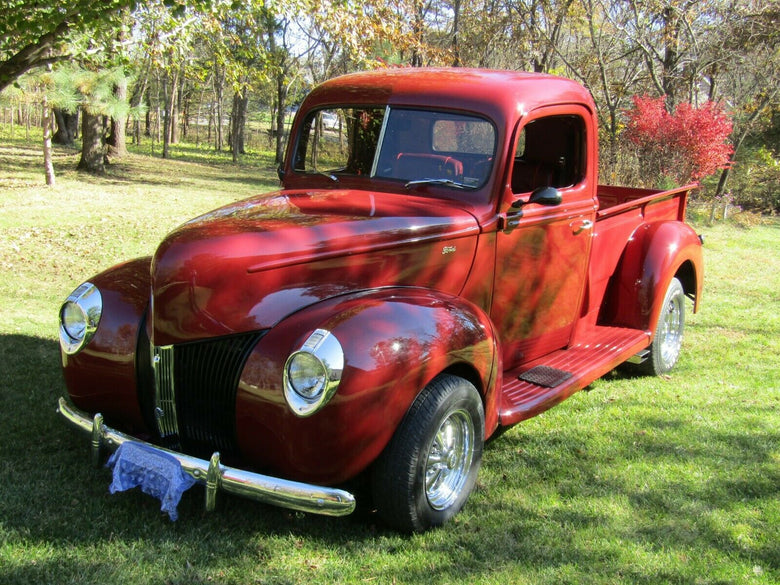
[510,186,562,211]
[277,165,285,182]
[528,186,562,206]
[506,187,562,232]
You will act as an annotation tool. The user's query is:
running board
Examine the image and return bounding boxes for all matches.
[627,348,651,364]
[499,326,650,426]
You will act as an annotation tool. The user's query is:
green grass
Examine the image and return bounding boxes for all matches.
[1,136,778,584]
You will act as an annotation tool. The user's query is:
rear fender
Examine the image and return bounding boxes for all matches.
[602,221,703,334]
[235,288,498,485]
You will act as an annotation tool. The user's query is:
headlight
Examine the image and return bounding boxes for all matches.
[58,282,102,355]
[283,329,344,417]
[287,352,328,398]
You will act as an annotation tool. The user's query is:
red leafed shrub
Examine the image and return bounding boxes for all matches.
[624,95,733,186]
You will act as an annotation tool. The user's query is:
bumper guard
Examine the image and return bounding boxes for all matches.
[57,397,356,517]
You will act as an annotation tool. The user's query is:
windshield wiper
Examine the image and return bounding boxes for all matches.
[312,169,339,183]
[404,178,472,190]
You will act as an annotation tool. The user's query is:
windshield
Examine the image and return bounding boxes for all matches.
[293,107,496,192]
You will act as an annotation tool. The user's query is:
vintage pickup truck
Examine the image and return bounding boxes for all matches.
[57,68,703,532]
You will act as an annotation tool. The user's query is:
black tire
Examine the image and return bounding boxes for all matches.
[638,277,686,376]
[371,374,484,532]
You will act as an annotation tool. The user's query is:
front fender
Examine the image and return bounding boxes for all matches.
[603,221,703,333]
[235,288,498,485]
[61,257,152,432]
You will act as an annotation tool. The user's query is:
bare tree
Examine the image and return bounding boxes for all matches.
[42,93,56,186]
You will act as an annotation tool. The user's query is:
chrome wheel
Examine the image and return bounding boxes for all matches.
[636,277,686,376]
[425,409,475,511]
[659,290,684,370]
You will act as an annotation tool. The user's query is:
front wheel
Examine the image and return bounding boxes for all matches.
[640,277,686,376]
[371,374,484,532]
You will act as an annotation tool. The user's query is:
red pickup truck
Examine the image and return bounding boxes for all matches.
[57,68,703,532]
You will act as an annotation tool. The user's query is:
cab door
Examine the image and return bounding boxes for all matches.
[491,106,597,369]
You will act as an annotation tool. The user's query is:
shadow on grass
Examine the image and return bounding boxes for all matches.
[0,140,279,194]
[1,333,777,583]
[93,157,278,193]
[0,143,80,178]
[466,385,780,582]
[0,336,386,534]
[0,332,359,525]
[0,333,389,582]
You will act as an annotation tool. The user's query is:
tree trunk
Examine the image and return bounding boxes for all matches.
[162,68,179,159]
[174,70,185,142]
[411,2,425,67]
[107,76,128,158]
[133,115,141,145]
[213,61,225,151]
[712,91,775,203]
[52,108,79,145]
[451,0,461,67]
[144,107,152,138]
[661,5,681,110]
[230,88,248,162]
[274,75,288,165]
[42,97,55,186]
[77,110,105,174]
[195,81,207,147]
[130,59,150,146]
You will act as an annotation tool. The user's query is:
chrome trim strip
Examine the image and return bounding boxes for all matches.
[58,397,356,517]
[369,105,391,177]
[206,452,221,512]
[152,345,179,439]
[91,412,104,468]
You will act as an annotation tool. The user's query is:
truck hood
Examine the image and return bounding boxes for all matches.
[150,189,480,345]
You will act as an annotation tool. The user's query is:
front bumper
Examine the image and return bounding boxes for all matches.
[57,397,356,517]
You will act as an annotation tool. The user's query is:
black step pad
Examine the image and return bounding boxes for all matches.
[518,365,573,388]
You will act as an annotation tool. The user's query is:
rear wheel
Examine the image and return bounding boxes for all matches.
[371,374,484,532]
[640,277,685,375]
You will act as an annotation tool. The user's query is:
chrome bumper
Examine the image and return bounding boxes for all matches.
[57,397,356,517]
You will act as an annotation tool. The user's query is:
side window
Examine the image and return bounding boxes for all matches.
[511,115,585,194]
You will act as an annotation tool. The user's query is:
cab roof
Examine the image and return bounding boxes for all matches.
[302,68,596,123]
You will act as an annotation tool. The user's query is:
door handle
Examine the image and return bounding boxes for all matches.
[570,219,593,235]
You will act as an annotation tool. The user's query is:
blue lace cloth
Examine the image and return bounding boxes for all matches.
[107,442,197,521]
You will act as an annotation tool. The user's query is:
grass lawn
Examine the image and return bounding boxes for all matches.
[1,137,778,584]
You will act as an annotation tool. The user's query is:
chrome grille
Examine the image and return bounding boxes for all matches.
[149,332,264,456]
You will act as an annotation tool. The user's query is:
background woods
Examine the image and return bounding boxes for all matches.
[1,0,778,212]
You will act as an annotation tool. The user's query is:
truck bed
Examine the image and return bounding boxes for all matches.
[581,183,698,326]
[596,184,697,222]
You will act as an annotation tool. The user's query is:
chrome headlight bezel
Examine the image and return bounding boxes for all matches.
[283,329,344,417]
[58,282,102,355]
